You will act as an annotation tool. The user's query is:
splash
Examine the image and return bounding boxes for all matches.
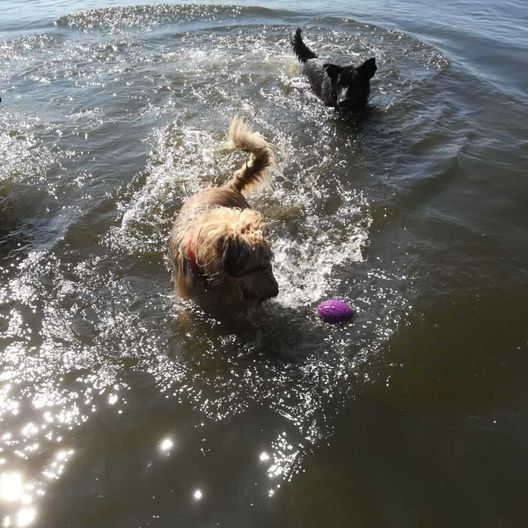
[0,7,447,523]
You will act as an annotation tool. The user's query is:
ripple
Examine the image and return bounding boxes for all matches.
[55,4,283,33]
[0,8,444,523]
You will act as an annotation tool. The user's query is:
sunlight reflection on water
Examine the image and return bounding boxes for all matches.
[0,3,441,524]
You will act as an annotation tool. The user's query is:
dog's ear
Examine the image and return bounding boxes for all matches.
[221,235,244,276]
[323,63,341,80]
[357,57,377,79]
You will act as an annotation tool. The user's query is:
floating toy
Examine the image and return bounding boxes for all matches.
[317,299,354,324]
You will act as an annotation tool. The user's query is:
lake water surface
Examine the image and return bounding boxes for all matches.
[1,0,527,526]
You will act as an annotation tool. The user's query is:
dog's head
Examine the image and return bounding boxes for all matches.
[188,208,278,308]
[324,57,377,110]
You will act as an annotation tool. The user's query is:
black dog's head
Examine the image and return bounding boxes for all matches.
[323,58,377,110]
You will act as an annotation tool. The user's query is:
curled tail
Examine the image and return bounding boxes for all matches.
[224,117,275,195]
[291,28,317,63]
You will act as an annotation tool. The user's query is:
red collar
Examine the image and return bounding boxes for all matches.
[186,239,201,280]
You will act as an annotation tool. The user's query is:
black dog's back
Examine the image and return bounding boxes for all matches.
[290,28,377,111]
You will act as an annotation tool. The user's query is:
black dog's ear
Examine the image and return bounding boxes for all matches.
[323,63,341,80]
[222,235,242,276]
[357,57,377,79]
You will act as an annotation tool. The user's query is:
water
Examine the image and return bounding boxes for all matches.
[0,0,527,526]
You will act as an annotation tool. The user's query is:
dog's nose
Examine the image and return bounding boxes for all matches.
[337,98,354,110]
[269,279,279,298]
[264,275,279,300]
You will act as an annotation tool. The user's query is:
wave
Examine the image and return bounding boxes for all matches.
[56,3,290,32]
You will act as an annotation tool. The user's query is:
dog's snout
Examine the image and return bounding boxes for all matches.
[269,276,279,298]
[336,88,348,106]
[337,99,349,109]
[261,272,279,301]
[337,97,363,112]
[337,96,357,109]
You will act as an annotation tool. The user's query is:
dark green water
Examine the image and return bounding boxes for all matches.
[0,1,527,526]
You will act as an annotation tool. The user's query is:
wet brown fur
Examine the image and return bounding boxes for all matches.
[169,118,278,314]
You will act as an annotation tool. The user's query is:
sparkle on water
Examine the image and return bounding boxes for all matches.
[0,3,445,524]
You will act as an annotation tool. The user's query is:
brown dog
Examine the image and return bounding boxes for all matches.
[169,118,279,314]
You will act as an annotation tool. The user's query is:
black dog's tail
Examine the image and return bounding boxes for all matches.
[291,28,317,63]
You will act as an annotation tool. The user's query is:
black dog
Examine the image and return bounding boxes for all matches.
[291,28,377,111]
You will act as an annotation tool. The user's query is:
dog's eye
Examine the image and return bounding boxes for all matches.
[233,266,268,278]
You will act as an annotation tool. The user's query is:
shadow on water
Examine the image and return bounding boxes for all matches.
[0,188,29,259]
[0,191,13,243]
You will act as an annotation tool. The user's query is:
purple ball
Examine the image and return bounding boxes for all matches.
[317,299,354,324]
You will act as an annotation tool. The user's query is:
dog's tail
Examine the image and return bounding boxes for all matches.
[291,28,317,63]
[224,117,275,195]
